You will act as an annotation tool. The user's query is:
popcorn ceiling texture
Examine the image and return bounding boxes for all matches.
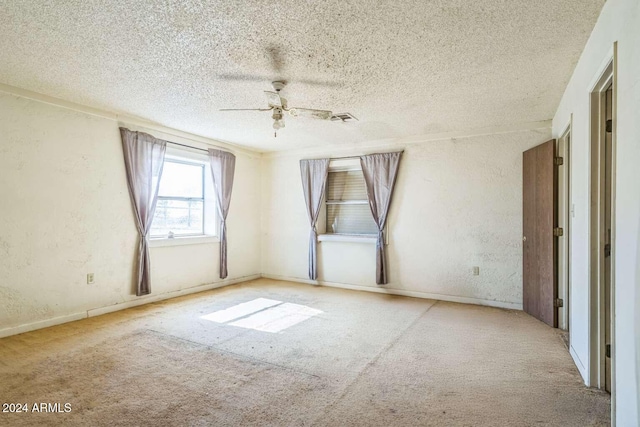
[0,0,604,151]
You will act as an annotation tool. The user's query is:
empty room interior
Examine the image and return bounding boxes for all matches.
[1,0,638,426]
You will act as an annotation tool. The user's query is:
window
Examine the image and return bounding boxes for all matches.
[150,158,205,238]
[325,164,377,235]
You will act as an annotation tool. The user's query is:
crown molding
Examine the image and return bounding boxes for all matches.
[1,82,550,161]
[262,120,552,159]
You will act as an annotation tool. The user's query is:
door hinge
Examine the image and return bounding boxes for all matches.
[553,227,564,237]
[606,344,611,358]
[554,298,564,308]
[606,119,613,133]
[554,156,564,166]
[604,243,611,258]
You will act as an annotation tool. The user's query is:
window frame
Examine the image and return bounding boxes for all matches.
[149,147,217,243]
[151,158,206,239]
[323,162,378,237]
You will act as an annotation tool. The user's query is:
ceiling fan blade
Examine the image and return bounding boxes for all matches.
[219,108,272,111]
[264,91,282,108]
[288,107,333,120]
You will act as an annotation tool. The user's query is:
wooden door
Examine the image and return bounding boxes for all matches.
[523,140,557,327]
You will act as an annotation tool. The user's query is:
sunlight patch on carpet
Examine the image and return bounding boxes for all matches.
[200,297,281,323]
[201,299,322,333]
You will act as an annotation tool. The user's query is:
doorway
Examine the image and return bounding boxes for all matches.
[589,59,615,395]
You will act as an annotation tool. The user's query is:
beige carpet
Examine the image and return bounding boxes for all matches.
[0,279,610,426]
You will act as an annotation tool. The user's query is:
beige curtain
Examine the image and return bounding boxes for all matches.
[119,128,167,296]
[360,152,402,285]
[208,149,236,279]
[300,159,330,280]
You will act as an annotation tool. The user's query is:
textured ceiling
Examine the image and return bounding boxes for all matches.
[0,0,604,152]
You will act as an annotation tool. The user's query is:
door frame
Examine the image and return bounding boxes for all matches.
[588,44,616,409]
[557,122,571,332]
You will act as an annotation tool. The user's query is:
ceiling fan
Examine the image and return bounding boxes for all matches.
[220,81,353,136]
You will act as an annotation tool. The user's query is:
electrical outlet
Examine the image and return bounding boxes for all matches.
[87,273,95,284]
[472,266,480,276]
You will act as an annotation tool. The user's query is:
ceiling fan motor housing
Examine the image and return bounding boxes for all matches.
[272,81,286,92]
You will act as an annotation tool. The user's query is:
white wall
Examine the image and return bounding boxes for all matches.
[552,0,639,424]
[0,91,262,335]
[262,128,550,309]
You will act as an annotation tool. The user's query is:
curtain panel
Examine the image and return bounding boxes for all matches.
[360,152,402,285]
[119,127,167,296]
[300,159,330,280]
[208,148,236,279]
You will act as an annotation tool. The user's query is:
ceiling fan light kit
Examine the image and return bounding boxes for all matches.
[272,108,285,131]
[220,81,356,137]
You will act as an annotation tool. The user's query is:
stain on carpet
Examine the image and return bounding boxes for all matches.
[1,329,332,426]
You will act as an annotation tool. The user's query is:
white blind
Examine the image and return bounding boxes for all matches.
[326,169,377,235]
[326,170,369,201]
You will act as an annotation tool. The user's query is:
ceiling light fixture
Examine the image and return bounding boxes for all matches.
[272,108,285,136]
[219,81,344,137]
[272,119,284,130]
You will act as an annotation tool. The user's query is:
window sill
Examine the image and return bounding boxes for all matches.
[149,235,219,248]
[317,234,377,244]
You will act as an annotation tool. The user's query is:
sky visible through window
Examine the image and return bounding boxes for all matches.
[158,161,203,198]
[151,160,204,237]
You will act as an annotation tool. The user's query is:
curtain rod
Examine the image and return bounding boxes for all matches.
[167,140,235,154]
[166,140,210,153]
[122,126,234,154]
[329,150,404,160]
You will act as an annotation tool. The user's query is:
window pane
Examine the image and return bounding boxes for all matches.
[158,161,203,198]
[326,204,378,235]
[151,199,204,236]
[327,170,369,201]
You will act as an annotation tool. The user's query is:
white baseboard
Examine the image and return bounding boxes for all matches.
[1,273,521,338]
[570,344,589,385]
[261,273,319,286]
[0,274,260,339]
[0,312,88,339]
[260,274,523,310]
[88,274,260,317]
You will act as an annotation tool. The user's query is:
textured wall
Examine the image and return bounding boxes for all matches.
[552,0,640,423]
[0,93,262,332]
[262,128,550,308]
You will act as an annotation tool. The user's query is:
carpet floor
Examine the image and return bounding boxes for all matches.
[0,279,610,426]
